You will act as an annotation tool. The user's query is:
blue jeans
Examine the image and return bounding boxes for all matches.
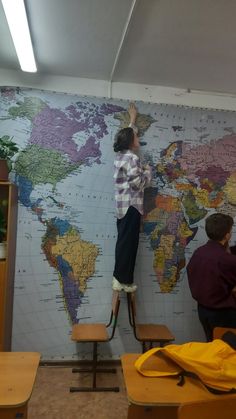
[113,206,141,284]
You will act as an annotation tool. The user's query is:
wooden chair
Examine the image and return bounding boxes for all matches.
[127,293,175,353]
[213,327,236,339]
[70,291,120,392]
[178,398,236,419]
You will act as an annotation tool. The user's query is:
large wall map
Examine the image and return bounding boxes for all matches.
[1,87,236,359]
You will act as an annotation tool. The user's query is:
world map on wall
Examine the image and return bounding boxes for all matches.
[1,86,236,359]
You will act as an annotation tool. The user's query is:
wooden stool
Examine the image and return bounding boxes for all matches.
[127,293,175,352]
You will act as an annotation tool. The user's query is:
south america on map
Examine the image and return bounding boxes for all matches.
[1,86,236,358]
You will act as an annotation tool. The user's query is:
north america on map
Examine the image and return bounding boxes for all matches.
[1,86,236,358]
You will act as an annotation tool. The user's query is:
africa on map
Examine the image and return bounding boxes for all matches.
[1,86,236,359]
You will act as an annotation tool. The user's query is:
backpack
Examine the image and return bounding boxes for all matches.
[135,334,236,394]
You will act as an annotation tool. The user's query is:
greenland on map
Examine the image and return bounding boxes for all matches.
[1,86,236,359]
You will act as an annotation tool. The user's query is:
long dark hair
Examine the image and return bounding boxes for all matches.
[113,127,134,152]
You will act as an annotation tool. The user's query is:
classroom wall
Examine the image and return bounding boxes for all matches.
[1,70,236,360]
[1,67,236,110]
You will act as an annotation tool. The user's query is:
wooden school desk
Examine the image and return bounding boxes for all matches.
[0,352,40,419]
[121,353,236,419]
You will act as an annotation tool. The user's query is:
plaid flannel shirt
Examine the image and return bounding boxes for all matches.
[114,149,152,219]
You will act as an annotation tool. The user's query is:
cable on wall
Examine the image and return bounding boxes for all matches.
[108,0,138,99]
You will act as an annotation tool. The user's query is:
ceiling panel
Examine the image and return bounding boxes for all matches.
[24,0,134,79]
[0,0,236,93]
[0,1,19,70]
[114,0,236,92]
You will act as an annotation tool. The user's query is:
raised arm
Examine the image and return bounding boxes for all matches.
[128,103,137,125]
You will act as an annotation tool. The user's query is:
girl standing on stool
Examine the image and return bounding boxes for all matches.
[112,103,152,293]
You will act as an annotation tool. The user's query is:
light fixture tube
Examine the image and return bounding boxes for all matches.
[1,0,37,72]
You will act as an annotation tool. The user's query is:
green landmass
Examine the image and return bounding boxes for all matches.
[6,97,47,121]
[182,191,207,224]
[15,144,78,187]
[114,111,156,137]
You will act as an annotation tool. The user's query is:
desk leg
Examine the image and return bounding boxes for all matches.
[0,403,27,419]
[127,404,177,419]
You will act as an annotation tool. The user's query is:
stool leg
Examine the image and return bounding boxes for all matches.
[127,294,133,327]
[70,341,119,392]
[92,342,97,388]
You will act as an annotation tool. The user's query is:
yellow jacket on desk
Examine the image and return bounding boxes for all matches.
[135,334,236,393]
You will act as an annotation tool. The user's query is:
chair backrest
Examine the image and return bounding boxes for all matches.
[128,293,141,342]
[108,291,120,340]
[127,292,137,328]
[213,327,236,339]
[178,398,236,419]
[111,290,120,317]
[130,292,136,316]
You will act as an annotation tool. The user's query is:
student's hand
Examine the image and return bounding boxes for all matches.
[230,245,236,255]
[232,286,236,298]
[128,103,137,124]
[143,164,151,171]
[226,244,231,254]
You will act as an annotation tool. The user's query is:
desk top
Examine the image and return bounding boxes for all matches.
[121,353,236,407]
[0,352,40,407]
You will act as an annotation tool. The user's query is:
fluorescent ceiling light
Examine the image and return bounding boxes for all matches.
[1,0,37,72]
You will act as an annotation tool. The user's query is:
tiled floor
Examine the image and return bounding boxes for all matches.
[28,365,129,419]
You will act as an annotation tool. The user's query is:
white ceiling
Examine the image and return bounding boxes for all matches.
[0,0,236,94]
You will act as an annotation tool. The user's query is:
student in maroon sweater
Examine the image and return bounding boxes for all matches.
[187,213,236,341]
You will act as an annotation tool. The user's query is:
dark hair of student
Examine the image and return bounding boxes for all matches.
[205,213,233,241]
[113,127,134,152]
